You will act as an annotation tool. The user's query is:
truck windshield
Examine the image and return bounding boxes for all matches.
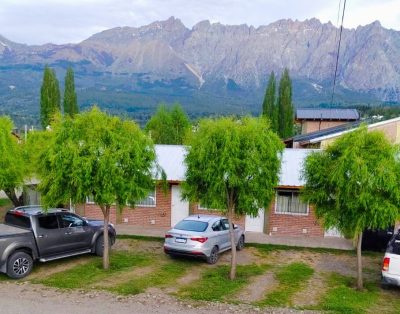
[5,213,31,229]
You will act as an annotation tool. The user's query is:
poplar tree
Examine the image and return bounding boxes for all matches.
[262,71,278,132]
[277,68,294,138]
[40,66,61,129]
[63,67,79,117]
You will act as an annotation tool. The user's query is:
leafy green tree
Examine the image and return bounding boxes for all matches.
[183,117,283,279]
[37,107,156,269]
[63,67,79,117]
[0,117,26,206]
[145,103,191,144]
[302,126,400,290]
[277,68,294,138]
[262,71,278,132]
[40,66,61,129]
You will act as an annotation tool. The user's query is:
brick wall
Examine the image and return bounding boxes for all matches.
[84,184,172,227]
[190,203,246,227]
[266,198,324,237]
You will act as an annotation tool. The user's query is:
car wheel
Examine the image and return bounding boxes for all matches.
[7,251,33,279]
[236,235,245,251]
[207,246,219,264]
[95,235,111,257]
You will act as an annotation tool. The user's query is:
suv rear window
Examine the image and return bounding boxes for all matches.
[174,220,208,232]
[5,213,31,229]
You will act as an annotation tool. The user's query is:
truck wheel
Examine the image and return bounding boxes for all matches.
[95,235,111,257]
[7,252,33,279]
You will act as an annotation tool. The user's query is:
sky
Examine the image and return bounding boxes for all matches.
[0,0,399,45]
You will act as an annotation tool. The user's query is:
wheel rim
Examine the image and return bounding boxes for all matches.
[210,249,218,263]
[13,257,30,275]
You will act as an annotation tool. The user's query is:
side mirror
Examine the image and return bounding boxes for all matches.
[233,224,238,229]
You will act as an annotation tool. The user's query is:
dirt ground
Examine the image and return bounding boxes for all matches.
[0,238,394,313]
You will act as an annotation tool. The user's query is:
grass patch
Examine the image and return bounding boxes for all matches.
[258,262,314,307]
[178,264,269,301]
[117,234,164,242]
[35,252,151,289]
[110,259,190,295]
[247,242,353,255]
[312,273,379,314]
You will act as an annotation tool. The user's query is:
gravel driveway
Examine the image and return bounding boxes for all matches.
[0,282,318,314]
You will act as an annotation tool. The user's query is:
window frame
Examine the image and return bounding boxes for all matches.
[274,189,309,216]
[86,195,95,204]
[135,188,157,207]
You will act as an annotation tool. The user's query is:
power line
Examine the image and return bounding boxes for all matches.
[330,0,347,106]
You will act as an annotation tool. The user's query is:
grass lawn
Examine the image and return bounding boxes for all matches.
[1,237,398,313]
[177,264,269,301]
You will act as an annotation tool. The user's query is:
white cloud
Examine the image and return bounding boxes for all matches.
[0,0,398,44]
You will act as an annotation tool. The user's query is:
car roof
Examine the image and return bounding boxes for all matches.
[9,205,70,216]
[183,215,226,223]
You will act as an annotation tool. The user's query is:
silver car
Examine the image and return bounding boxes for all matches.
[163,215,245,264]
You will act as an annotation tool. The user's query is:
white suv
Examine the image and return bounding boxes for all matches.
[382,230,400,287]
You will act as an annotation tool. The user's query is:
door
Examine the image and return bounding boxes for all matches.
[58,213,93,251]
[245,209,265,232]
[35,214,65,257]
[171,185,189,227]
[220,219,231,249]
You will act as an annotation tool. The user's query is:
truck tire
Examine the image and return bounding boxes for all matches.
[7,251,33,279]
[236,235,245,251]
[95,235,111,257]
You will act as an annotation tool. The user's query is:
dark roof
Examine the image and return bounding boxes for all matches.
[286,120,364,144]
[296,109,360,121]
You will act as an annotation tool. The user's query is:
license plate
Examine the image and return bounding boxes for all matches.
[175,237,186,243]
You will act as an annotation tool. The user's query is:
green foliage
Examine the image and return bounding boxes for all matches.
[277,68,294,138]
[302,125,400,236]
[316,273,378,313]
[262,71,278,132]
[0,116,26,206]
[182,116,283,216]
[145,103,191,144]
[258,262,314,306]
[37,107,156,209]
[110,260,190,295]
[178,264,268,301]
[40,66,61,129]
[36,252,150,289]
[63,67,79,117]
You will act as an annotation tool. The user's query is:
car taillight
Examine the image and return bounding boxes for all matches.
[165,234,173,239]
[190,237,208,243]
[382,257,390,271]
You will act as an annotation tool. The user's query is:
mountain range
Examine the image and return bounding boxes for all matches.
[1,17,400,126]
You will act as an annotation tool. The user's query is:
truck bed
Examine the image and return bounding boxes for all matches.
[0,224,32,238]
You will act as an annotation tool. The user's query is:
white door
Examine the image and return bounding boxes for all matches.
[245,209,265,232]
[171,185,189,227]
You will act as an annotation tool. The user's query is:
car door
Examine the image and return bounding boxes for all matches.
[57,213,93,252]
[35,214,66,257]
[220,219,231,250]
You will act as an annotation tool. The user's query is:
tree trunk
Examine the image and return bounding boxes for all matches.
[4,188,24,207]
[228,205,237,280]
[356,231,363,290]
[101,205,110,270]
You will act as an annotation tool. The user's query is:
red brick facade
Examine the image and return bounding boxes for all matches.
[84,184,172,227]
[83,183,325,237]
[266,197,324,237]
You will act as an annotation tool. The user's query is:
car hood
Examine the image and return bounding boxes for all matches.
[87,219,106,227]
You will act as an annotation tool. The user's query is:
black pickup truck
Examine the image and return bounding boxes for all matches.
[0,206,116,279]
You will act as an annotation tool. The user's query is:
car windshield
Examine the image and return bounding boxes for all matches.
[174,220,208,232]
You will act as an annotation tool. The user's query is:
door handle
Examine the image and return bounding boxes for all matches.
[38,235,45,238]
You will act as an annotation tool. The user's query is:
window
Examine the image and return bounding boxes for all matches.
[38,215,59,229]
[174,220,208,232]
[59,213,85,228]
[275,190,308,215]
[86,195,95,204]
[5,213,31,229]
[136,189,156,207]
